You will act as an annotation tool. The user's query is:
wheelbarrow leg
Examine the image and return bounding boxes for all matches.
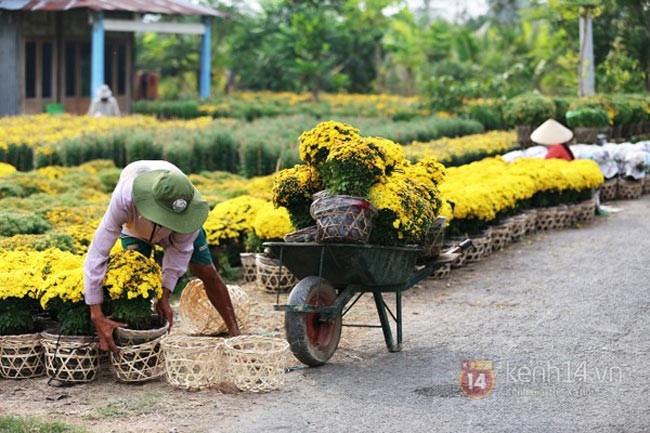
[373,291,401,352]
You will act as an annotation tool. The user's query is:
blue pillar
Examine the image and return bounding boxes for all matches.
[199,17,212,99]
[90,12,105,100]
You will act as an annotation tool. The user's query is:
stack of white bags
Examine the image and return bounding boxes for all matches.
[502,141,650,181]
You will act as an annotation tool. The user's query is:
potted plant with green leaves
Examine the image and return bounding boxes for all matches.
[503,93,556,147]
[566,108,609,144]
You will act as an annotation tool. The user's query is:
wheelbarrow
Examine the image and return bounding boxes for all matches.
[264,240,472,367]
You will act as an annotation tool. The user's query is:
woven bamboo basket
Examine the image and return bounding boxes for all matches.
[0,333,44,379]
[283,225,317,243]
[311,196,377,243]
[429,262,451,279]
[617,179,643,200]
[110,334,166,383]
[481,228,494,258]
[161,335,224,391]
[554,205,572,229]
[223,335,289,393]
[421,217,446,258]
[41,331,100,384]
[600,178,618,202]
[535,207,557,231]
[114,316,169,346]
[506,215,527,241]
[239,253,257,283]
[179,279,250,336]
[255,254,298,294]
[566,203,582,226]
[644,176,650,195]
[523,210,538,234]
[575,198,596,225]
[489,223,511,252]
[465,230,490,263]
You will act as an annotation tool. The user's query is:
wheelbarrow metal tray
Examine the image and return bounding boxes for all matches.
[264,242,421,287]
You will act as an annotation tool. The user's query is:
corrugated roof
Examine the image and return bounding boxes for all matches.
[0,0,222,16]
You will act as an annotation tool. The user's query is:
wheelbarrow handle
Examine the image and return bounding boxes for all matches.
[444,238,473,256]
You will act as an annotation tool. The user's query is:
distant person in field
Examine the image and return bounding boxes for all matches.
[88,84,121,117]
[531,118,575,161]
[84,160,241,352]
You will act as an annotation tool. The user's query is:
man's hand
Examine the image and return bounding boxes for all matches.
[89,304,127,353]
[155,288,174,329]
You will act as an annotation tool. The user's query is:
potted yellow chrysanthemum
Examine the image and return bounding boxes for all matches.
[38,249,100,384]
[0,250,46,379]
[102,250,167,383]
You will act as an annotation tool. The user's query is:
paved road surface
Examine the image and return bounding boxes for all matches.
[218,197,650,433]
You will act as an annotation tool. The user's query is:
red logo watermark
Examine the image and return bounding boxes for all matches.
[459,360,495,399]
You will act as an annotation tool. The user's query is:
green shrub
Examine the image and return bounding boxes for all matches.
[0,181,25,199]
[134,100,201,119]
[0,211,52,237]
[462,103,506,131]
[0,298,39,335]
[503,93,556,127]
[192,129,239,173]
[610,97,634,127]
[552,97,570,124]
[31,233,76,253]
[565,108,609,128]
[98,168,122,192]
[125,131,161,163]
[162,139,193,174]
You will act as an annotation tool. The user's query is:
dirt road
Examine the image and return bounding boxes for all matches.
[2,197,649,433]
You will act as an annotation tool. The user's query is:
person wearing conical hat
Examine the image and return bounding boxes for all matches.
[530,118,575,161]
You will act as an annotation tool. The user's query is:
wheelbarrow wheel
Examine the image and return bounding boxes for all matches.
[285,276,342,367]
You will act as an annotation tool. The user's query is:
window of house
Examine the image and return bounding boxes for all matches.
[65,42,77,97]
[64,40,128,98]
[117,43,127,96]
[80,43,91,97]
[25,40,54,101]
[41,42,53,98]
[25,42,37,98]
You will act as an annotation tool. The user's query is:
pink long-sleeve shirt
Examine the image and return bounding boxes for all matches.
[83,160,199,305]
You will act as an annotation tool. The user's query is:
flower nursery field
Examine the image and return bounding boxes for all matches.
[1,113,649,433]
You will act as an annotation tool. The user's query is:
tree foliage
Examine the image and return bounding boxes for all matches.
[134,0,650,103]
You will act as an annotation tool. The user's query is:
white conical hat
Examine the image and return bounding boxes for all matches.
[530,118,573,145]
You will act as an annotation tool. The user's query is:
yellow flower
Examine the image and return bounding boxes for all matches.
[298,120,360,166]
[203,195,269,246]
[103,250,162,301]
[0,162,16,178]
[406,131,518,165]
[252,203,295,240]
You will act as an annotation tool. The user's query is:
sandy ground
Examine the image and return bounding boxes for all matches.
[2,196,649,433]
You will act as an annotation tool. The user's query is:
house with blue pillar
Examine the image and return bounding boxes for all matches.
[0,0,221,116]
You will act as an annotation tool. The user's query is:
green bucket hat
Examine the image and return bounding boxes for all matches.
[132,170,210,234]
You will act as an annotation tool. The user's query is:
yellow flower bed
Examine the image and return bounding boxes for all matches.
[0,249,45,300]
[0,162,16,178]
[0,114,213,154]
[199,91,424,118]
[440,157,604,223]
[406,131,518,165]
